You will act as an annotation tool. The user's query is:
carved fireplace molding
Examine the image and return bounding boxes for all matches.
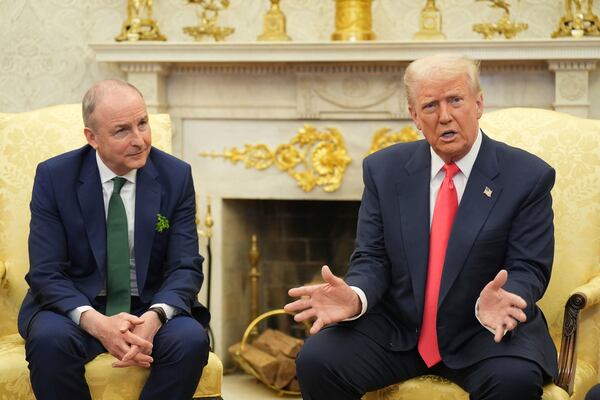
[91,39,600,119]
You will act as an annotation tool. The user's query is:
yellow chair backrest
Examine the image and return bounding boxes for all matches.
[0,104,172,337]
[480,108,600,373]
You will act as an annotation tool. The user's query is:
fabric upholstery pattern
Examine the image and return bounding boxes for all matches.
[364,108,600,400]
[0,104,221,399]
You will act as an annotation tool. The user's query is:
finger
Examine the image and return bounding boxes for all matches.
[119,320,133,333]
[489,269,508,291]
[504,292,527,310]
[310,318,325,335]
[113,359,151,368]
[288,284,320,298]
[494,325,504,343]
[284,298,311,313]
[294,308,317,323]
[503,316,518,331]
[507,306,527,323]
[122,344,141,362]
[321,265,343,286]
[122,331,153,351]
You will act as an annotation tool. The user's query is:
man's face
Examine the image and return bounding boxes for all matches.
[84,88,151,176]
[409,74,483,163]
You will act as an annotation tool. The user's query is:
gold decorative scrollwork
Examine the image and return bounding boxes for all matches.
[368,126,420,155]
[200,124,352,193]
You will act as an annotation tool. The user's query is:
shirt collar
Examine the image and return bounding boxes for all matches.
[95,151,137,184]
[430,129,483,181]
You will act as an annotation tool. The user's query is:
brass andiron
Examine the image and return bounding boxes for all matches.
[115,0,167,41]
[552,0,600,38]
[413,0,446,40]
[257,0,291,41]
[331,0,376,41]
[199,124,352,193]
[368,126,420,155]
[183,0,235,41]
[248,235,261,337]
[197,196,213,240]
[472,0,528,39]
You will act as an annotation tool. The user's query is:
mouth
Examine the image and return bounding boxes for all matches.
[440,130,458,141]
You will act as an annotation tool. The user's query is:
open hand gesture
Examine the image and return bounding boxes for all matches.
[478,269,527,343]
[284,265,361,335]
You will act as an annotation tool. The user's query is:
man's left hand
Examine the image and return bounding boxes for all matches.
[478,269,528,343]
[113,310,163,368]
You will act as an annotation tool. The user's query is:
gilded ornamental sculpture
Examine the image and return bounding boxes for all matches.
[472,0,528,39]
[331,0,376,41]
[200,125,351,193]
[183,0,235,41]
[115,0,167,41]
[413,0,446,40]
[552,0,600,37]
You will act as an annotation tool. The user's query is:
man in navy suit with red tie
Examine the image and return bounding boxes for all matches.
[19,80,210,400]
[285,54,557,399]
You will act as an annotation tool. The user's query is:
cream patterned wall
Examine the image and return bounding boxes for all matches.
[1,0,599,116]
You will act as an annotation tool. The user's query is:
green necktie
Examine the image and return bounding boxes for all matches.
[105,177,131,316]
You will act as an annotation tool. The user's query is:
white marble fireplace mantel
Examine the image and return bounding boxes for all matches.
[91,38,600,118]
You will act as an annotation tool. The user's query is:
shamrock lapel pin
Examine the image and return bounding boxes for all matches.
[156,213,170,233]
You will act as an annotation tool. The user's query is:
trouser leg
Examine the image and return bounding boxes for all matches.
[441,356,547,400]
[139,315,210,400]
[25,310,105,400]
[296,325,428,400]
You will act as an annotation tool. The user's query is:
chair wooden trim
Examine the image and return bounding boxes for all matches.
[557,274,600,395]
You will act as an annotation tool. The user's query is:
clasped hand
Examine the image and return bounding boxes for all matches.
[478,269,528,343]
[80,309,162,368]
[284,265,361,335]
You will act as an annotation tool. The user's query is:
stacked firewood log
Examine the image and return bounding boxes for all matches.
[229,329,304,392]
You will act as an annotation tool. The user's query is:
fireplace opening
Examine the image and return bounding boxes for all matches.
[221,199,361,363]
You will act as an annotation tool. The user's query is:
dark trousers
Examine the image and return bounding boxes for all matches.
[586,384,600,400]
[24,297,209,400]
[297,325,549,400]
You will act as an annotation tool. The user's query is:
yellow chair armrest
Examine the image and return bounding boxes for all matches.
[556,272,600,395]
[0,261,5,284]
[570,273,600,309]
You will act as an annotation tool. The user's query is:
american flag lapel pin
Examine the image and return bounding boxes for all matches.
[483,186,493,198]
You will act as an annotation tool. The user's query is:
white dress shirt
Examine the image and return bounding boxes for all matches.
[349,131,494,335]
[67,153,178,324]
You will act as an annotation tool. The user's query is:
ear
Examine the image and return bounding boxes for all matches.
[84,127,98,150]
[476,92,484,119]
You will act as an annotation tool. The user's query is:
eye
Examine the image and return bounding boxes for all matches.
[139,119,148,129]
[422,102,437,113]
[450,96,463,105]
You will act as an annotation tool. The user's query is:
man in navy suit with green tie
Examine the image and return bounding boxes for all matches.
[19,80,210,400]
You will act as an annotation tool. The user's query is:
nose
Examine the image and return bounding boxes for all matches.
[130,128,144,147]
[439,102,452,124]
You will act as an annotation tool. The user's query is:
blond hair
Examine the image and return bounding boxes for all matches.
[404,54,482,106]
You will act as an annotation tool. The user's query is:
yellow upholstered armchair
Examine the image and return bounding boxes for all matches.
[365,108,600,400]
[0,104,223,399]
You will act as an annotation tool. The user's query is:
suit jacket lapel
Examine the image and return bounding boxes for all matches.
[134,156,161,294]
[397,141,431,320]
[438,133,503,305]
[77,148,107,278]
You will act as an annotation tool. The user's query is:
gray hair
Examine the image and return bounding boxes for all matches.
[404,54,482,106]
[82,79,144,129]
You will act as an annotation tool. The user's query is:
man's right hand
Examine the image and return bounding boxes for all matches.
[284,265,362,335]
[79,309,154,368]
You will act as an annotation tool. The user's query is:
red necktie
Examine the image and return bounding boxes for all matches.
[418,162,460,367]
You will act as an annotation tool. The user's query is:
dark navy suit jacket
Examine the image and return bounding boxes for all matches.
[343,133,558,378]
[18,145,209,338]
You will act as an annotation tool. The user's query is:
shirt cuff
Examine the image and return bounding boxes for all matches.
[344,286,368,321]
[475,297,507,337]
[68,305,94,325]
[150,303,180,321]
